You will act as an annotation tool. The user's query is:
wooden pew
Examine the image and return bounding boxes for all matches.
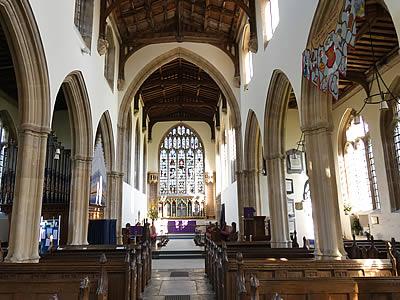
[41,243,152,300]
[233,252,399,300]
[0,257,106,300]
[205,238,315,299]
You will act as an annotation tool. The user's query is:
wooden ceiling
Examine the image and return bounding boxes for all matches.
[139,58,221,136]
[0,23,17,102]
[339,0,399,99]
[101,0,255,81]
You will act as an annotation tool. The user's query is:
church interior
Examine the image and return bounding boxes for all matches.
[1,0,400,298]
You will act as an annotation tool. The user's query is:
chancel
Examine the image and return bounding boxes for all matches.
[1,0,400,299]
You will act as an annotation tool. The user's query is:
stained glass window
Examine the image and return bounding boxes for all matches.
[0,119,9,190]
[343,116,380,211]
[159,125,205,196]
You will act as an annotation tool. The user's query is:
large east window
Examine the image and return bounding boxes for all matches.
[342,115,380,212]
[159,124,204,196]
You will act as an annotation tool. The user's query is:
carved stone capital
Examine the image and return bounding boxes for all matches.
[97,38,109,56]
[249,33,258,53]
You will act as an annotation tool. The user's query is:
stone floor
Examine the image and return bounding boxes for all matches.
[142,267,215,300]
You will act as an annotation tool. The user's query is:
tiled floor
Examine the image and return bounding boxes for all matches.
[160,239,204,252]
[142,268,215,300]
[152,258,205,269]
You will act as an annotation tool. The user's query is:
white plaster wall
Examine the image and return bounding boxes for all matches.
[28,0,120,157]
[221,181,239,225]
[122,182,148,225]
[331,59,400,241]
[148,121,216,174]
[284,109,314,241]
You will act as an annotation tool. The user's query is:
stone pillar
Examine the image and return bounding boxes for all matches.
[68,156,92,245]
[205,172,215,218]
[246,169,260,213]
[266,154,291,248]
[303,126,345,258]
[6,126,49,263]
[234,126,246,231]
[106,171,123,244]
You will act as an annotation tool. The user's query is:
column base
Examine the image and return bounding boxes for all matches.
[5,254,40,263]
[314,250,345,260]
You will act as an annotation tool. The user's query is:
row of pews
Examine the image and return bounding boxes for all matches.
[205,237,400,300]
[0,242,152,299]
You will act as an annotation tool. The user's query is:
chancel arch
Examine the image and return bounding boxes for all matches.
[116,47,244,227]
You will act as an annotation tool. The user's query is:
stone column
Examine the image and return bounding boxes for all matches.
[205,173,215,218]
[266,154,291,248]
[246,169,260,213]
[106,171,123,244]
[68,156,92,245]
[234,126,246,231]
[303,126,345,258]
[5,126,49,263]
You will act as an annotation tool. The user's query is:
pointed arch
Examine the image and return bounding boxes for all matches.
[244,109,263,214]
[0,0,50,130]
[62,71,93,159]
[1,0,51,262]
[263,69,294,248]
[98,110,115,173]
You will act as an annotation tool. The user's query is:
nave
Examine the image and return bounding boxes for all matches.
[2,0,400,298]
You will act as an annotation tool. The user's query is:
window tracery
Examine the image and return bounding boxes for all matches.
[342,115,380,212]
[159,125,205,196]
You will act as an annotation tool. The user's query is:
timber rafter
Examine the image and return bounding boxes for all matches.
[99,0,256,82]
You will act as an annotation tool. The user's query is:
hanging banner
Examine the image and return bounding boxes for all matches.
[302,0,365,99]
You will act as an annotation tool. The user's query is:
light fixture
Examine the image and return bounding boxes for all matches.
[353,114,361,125]
[292,132,305,159]
[54,148,60,160]
[353,25,399,118]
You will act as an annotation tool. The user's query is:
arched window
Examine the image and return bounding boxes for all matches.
[242,25,254,85]
[90,132,107,207]
[104,25,115,89]
[123,109,132,184]
[74,0,94,49]
[142,136,147,192]
[264,0,280,42]
[342,115,380,212]
[134,121,141,190]
[159,124,205,196]
[381,99,400,211]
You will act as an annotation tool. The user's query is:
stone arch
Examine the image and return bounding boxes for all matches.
[0,0,50,130]
[263,69,294,248]
[299,0,346,258]
[244,110,263,213]
[1,0,51,262]
[116,47,245,226]
[97,111,116,174]
[58,71,94,245]
[62,71,93,159]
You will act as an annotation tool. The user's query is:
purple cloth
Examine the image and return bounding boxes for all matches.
[167,220,196,233]
[130,226,143,236]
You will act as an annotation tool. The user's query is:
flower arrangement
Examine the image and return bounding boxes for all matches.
[147,204,158,221]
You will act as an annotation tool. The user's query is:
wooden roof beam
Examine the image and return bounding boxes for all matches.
[144,0,155,30]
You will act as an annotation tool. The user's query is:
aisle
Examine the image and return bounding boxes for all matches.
[143,238,215,299]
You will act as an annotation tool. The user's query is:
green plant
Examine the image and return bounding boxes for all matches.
[147,205,158,221]
[351,215,363,235]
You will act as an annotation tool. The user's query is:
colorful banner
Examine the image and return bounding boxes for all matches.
[302,0,365,99]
